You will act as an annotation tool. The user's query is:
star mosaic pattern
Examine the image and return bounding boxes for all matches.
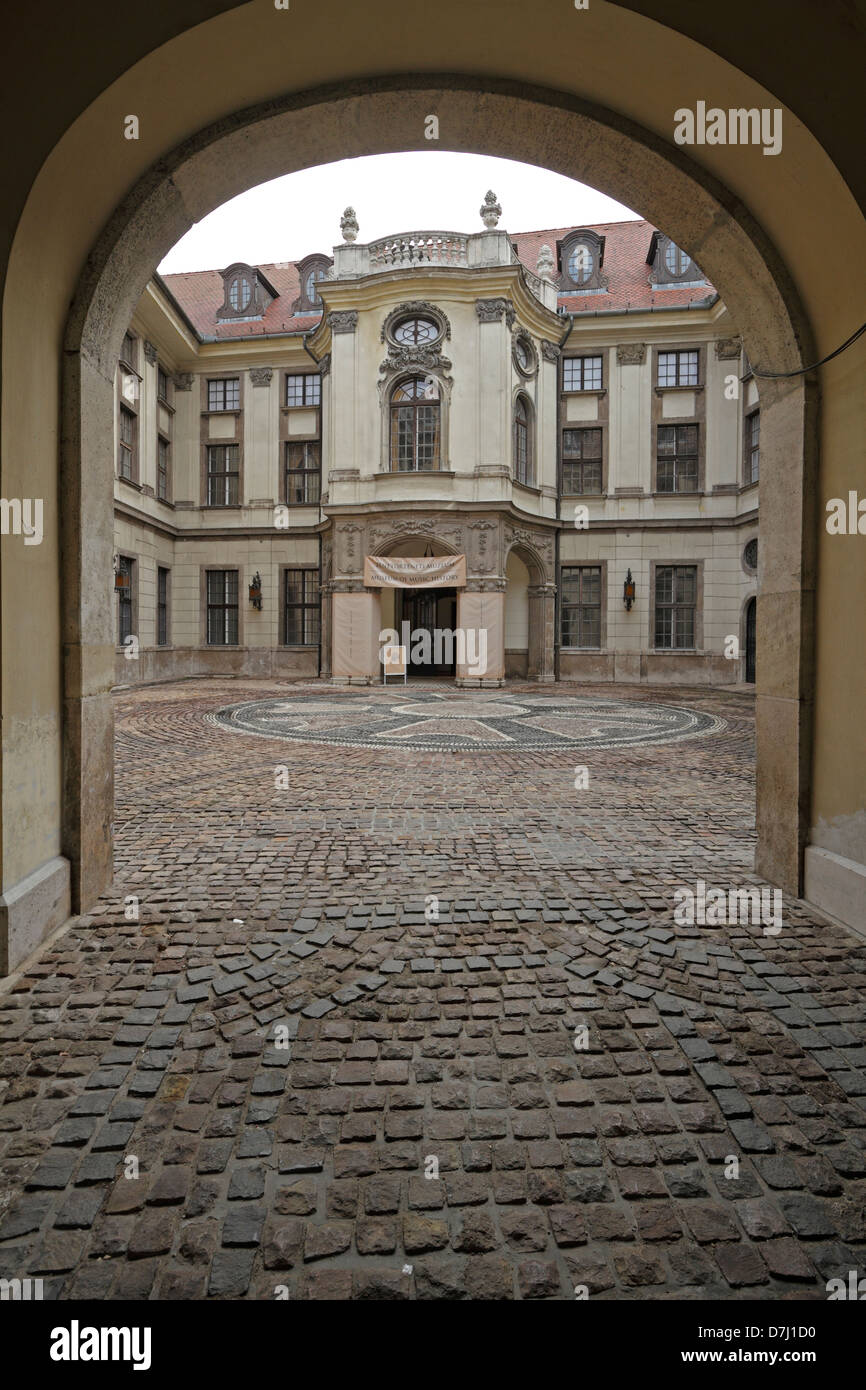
[208,690,727,752]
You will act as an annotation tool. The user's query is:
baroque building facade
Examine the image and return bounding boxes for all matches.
[113,204,760,688]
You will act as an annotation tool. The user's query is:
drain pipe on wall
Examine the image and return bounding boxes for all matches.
[554,314,575,684]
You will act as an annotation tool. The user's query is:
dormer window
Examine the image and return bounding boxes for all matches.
[557,230,607,293]
[217,263,276,321]
[294,254,333,313]
[648,232,705,287]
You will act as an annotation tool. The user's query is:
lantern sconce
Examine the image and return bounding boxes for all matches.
[113,555,129,590]
[249,572,263,610]
[623,569,636,611]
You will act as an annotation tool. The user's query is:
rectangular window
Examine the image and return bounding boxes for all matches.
[658,349,699,387]
[561,566,602,649]
[563,355,603,392]
[562,427,602,494]
[285,442,321,504]
[118,404,136,480]
[284,569,321,646]
[157,567,169,647]
[206,444,240,506]
[157,366,169,403]
[746,409,760,484]
[121,332,136,368]
[286,373,321,407]
[117,556,134,645]
[655,565,697,649]
[207,377,240,411]
[157,435,170,501]
[657,424,699,492]
[206,570,238,645]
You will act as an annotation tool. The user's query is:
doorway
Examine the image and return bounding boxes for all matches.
[397,587,457,677]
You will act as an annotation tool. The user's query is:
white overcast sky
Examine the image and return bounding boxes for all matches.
[158,152,640,273]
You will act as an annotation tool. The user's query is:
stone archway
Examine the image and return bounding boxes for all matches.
[504,541,555,682]
[59,75,815,922]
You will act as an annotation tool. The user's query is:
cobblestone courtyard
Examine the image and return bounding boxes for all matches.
[1,678,864,1301]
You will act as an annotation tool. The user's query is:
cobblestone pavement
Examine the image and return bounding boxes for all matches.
[1,678,864,1301]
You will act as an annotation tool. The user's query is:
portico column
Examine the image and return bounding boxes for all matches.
[527,583,557,682]
[330,583,381,685]
[456,582,505,687]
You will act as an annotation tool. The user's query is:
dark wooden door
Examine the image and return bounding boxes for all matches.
[398,588,456,676]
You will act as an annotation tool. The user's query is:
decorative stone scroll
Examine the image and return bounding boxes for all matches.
[249,367,273,386]
[328,310,359,334]
[144,340,158,365]
[172,372,194,391]
[475,298,516,328]
[616,343,647,365]
[541,340,561,364]
[714,337,742,359]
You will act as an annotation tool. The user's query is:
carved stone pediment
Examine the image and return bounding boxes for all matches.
[379,345,453,376]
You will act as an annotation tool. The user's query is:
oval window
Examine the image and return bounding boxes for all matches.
[744,539,758,572]
[393,316,439,345]
[568,244,594,284]
[514,338,533,374]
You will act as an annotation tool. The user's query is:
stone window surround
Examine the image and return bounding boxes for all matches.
[156,564,172,648]
[200,371,244,508]
[279,564,322,648]
[200,565,244,647]
[651,343,706,494]
[115,550,139,651]
[559,355,610,496]
[117,338,141,486]
[741,534,759,577]
[381,300,451,350]
[649,558,704,652]
[559,559,608,650]
[378,369,451,475]
[562,350,607,393]
[512,387,535,487]
[156,431,173,507]
[512,329,538,379]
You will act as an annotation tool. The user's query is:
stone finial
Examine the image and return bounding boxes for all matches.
[340,207,359,243]
[536,244,556,281]
[480,190,502,229]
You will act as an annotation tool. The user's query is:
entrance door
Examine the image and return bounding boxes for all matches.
[745,597,756,683]
[397,587,457,676]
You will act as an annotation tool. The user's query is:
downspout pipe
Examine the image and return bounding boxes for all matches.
[554,315,576,684]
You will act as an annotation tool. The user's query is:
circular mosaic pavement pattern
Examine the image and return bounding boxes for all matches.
[208,691,727,752]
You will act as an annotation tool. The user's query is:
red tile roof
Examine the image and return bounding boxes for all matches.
[511,219,715,313]
[160,219,715,340]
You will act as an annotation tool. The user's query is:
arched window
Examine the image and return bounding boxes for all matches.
[664,241,691,277]
[390,377,441,472]
[229,274,252,312]
[305,267,327,306]
[513,395,532,485]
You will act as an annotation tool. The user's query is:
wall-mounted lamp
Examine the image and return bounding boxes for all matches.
[623,569,636,611]
[249,572,263,610]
